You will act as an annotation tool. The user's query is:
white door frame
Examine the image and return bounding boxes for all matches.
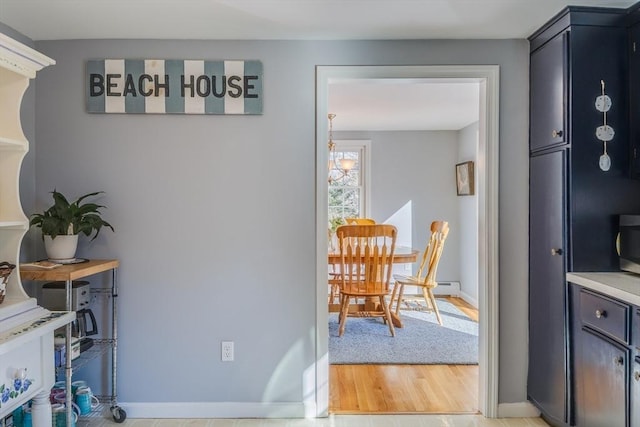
[314,65,500,417]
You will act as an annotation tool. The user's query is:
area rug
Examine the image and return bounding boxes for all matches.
[329,299,478,364]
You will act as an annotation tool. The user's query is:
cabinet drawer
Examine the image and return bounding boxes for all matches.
[0,337,47,416]
[579,289,630,344]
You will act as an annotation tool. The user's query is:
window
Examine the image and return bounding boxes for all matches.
[328,140,370,226]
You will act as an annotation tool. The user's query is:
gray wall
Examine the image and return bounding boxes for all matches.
[458,122,479,305]
[17,37,528,409]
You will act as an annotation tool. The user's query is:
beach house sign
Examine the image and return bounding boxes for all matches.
[86,59,262,115]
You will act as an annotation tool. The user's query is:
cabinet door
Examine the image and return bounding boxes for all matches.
[530,31,568,152]
[633,357,640,427]
[574,327,628,427]
[634,308,640,427]
[528,150,568,423]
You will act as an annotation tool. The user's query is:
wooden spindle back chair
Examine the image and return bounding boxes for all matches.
[336,224,397,337]
[329,219,376,303]
[391,220,449,325]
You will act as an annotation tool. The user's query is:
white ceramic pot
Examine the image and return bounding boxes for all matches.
[44,234,79,260]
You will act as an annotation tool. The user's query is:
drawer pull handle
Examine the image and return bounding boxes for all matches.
[595,309,607,319]
[614,356,624,367]
[635,371,640,382]
[551,248,563,256]
[552,130,563,138]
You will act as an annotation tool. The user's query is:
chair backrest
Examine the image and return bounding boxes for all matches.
[345,218,376,225]
[415,221,450,287]
[336,224,397,295]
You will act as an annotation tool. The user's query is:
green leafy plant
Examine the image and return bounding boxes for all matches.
[29,190,114,240]
[329,216,345,233]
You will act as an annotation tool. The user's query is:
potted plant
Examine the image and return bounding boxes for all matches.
[29,190,114,261]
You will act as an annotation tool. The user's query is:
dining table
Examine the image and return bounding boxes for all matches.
[328,246,419,328]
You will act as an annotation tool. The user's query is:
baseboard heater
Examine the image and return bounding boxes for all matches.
[401,281,461,297]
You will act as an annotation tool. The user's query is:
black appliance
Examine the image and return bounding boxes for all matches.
[72,308,98,337]
[619,215,640,275]
[74,308,97,352]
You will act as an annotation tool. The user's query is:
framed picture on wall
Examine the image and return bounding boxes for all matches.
[456,161,474,196]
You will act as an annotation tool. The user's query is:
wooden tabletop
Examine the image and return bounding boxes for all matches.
[20,259,119,281]
[328,246,419,264]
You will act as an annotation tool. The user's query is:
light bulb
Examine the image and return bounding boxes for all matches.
[339,158,355,172]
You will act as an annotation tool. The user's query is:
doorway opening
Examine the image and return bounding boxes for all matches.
[314,65,499,417]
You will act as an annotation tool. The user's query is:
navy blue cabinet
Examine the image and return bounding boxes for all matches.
[574,327,628,427]
[633,309,640,427]
[629,22,640,179]
[570,285,631,427]
[528,6,640,427]
[530,31,567,152]
[633,356,640,427]
[529,151,568,425]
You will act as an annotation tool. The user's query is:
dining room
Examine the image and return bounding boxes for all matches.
[323,72,483,414]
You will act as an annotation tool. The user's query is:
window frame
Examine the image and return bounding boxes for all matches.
[329,139,371,219]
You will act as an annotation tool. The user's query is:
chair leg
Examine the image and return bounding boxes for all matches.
[380,295,395,337]
[416,286,431,312]
[392,282,405,317]
[389,282,398,313]
[330,283,340,304]
[425,287,443,326]
[338,294,350,336]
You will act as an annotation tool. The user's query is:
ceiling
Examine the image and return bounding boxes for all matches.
[329,79,480,131]
[1,0,635,131]
[1,0,635,41]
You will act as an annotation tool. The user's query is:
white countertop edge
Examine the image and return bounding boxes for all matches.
[0,310,75,356]
[567,272,640,307]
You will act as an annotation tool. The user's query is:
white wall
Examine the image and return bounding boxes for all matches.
[457,122,480,306]
[17,37,530,414]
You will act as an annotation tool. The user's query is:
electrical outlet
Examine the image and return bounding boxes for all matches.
[221,341,234,361]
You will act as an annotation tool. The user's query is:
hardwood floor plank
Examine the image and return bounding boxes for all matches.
[330,364,479,414]
[330,297,479,414]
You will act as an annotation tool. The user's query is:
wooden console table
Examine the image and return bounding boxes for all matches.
[20,259,119,282]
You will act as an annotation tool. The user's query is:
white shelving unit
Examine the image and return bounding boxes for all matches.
[0,33,75,427]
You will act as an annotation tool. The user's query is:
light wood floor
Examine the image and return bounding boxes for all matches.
[329,297,479,414]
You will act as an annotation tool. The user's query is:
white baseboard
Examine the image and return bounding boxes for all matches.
[497,402,541,418]
[119,401,314,418]
[109,401,541,420]
[459,291,478,308]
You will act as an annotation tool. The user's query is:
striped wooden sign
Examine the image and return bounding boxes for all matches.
[86,59,262,114]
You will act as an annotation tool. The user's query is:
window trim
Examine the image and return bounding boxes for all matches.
[331,139,371,217]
